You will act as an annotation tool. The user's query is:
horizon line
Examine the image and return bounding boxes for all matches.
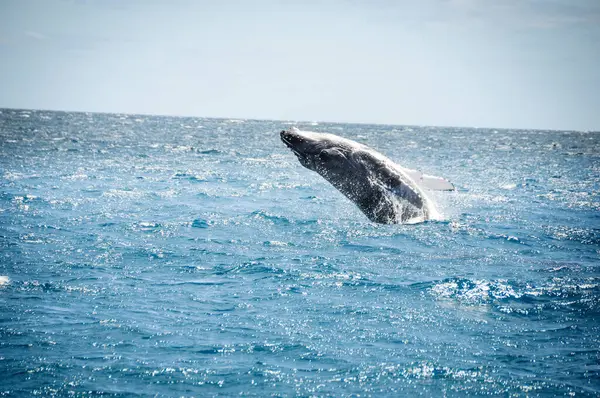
[0,106,596,134]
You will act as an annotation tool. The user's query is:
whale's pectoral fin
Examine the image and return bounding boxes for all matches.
[403,168,455,191]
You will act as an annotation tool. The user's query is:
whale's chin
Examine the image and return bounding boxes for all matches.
[280,130,313,169]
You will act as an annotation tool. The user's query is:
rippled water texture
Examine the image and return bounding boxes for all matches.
[1,109,599,396]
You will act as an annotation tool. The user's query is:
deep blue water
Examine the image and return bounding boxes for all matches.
[1,108,599,396]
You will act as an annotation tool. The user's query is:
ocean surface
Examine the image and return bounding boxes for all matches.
[1,109,599,397]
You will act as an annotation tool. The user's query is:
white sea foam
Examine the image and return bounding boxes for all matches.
[430,279,522,304]
[62,172,88,180]
[102,189,143,199]
[3,172,39,181]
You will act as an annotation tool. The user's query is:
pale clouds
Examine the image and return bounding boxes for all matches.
[442,0,600,29]
[24,30,47,40]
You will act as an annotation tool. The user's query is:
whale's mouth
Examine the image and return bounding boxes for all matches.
[280,130,306,160]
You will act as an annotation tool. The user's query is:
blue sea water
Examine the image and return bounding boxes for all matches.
[0,108,599,397]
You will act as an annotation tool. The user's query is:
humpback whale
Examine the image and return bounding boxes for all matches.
[280,127,454,224]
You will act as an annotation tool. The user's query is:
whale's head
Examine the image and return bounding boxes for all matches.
[280,127,357,176]
[280,127,382,213]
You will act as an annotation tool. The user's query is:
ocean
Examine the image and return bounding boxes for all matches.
[1,108,599,396]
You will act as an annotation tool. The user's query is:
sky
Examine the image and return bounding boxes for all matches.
[0,0,599,131]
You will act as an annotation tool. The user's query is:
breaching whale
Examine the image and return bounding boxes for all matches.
[280,127,454,224]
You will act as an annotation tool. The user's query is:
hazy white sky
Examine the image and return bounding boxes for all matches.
[1,0,599,130]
